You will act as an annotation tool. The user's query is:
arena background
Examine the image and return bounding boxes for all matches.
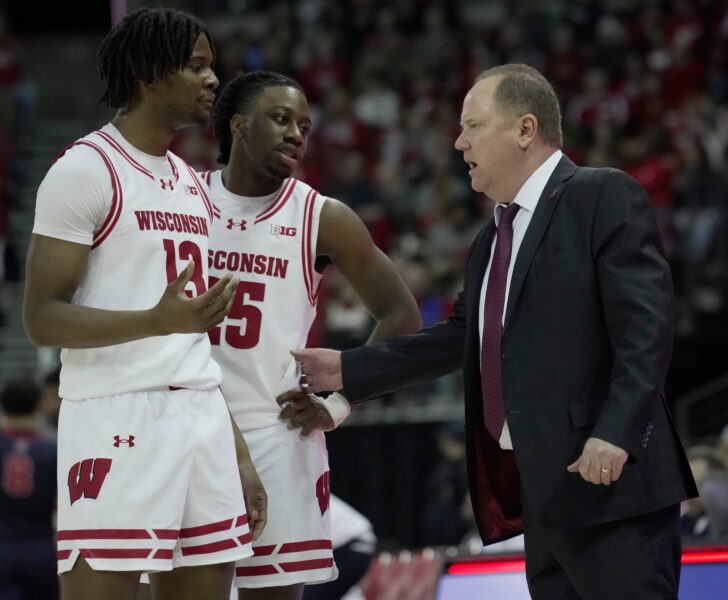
[1,0,727,591]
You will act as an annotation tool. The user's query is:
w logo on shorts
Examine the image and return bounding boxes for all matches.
[68,458,112,505]
[315,471,331,516]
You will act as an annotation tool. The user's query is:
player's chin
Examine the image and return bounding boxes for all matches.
[268,163,294,179]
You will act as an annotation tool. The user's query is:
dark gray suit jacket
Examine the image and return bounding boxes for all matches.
[342,156,697,544]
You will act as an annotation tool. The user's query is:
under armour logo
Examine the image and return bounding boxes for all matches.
[227,218,247,231]
[160,178,174,191]
[113,435,135,448]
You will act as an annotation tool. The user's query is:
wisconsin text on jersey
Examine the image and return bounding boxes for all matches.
[208,250,289,279]
[134,210,210,236]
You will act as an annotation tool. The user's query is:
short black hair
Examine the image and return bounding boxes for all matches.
[212,71,303,165]
[98,7,213,109]
[0,379,41,416]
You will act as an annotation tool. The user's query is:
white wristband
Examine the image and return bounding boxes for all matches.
[310,391,351,428]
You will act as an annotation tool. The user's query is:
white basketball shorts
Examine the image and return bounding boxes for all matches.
[234,421,337,588]
[56,387,253,574]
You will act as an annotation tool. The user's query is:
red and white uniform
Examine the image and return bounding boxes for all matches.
[205,171,336,588]
[33,124,252,574]
[35,124,220,399]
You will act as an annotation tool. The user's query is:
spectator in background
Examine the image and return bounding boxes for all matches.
[0,378,57,600]
[681,445,728,539]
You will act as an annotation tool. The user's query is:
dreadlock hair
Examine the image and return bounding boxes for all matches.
[212,71,304,165]
[98,7,213,109]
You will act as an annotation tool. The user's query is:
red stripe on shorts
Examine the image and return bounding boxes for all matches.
[252,544,276,556]
[235,514,249,527]
[237,533,252,546]
[80,548,152,559]
[153,529,180,540]
[179,518,233,538]
[57,550,72,560]
[280,558,334,573]
[279,539,333,553]
[181,538,237,556]
[57,529,151,540]
[153,549,174,559]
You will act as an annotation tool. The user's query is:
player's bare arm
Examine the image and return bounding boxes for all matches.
[279,200,421,433]
[316,198,422,342]
[24,234,237,348]
[228,413,267,540]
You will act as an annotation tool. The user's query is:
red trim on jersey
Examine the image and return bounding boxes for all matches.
[301,189,320,306]
[280,558,334,572]
[180,538,237,556]
[74,140,123,250]
[167,155,180,181]
[199,170,212,185]
[254,178,296,224]
[236,565,278,577]
[93,131,154,180]
[57,528,151,540]
[279,539,333,553]
[184,164,214,223]
[179,518,232,538]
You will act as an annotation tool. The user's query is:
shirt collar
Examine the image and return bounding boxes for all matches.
[494,149,563,224]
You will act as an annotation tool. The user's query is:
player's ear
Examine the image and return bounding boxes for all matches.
[230,114,248,138]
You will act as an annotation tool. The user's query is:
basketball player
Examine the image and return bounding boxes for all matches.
[203,71,421,600]
[23,9,266,600]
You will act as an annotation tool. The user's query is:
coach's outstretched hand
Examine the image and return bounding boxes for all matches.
[290,348,343,393]
[152,260,237,334]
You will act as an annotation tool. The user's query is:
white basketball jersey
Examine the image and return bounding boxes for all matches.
[35,125,221,400]
[204,171,326,430]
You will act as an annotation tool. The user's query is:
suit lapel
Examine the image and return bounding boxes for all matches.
[504,156,577,328]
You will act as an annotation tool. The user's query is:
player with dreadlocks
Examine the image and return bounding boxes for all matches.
[199,70,421,600]
[24,9,266,600]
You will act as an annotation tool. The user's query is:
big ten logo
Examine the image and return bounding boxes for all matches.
[269,224,297,237]
[315,470,331,515]
[2,451,34,498]
[67,458,112,505]
[184,184,199,196]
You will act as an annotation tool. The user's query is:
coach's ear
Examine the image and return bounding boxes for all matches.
[230,114,248,138]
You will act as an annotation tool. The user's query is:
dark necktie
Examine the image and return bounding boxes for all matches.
[481,202,520,441]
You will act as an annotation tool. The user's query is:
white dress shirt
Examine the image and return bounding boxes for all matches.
[478,150,563,449]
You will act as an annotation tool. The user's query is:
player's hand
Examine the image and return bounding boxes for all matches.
[151,261,237,334]
[238,459,267,541]
[277,391,335,436]
[567,437,629,485]
[290,348,343,393]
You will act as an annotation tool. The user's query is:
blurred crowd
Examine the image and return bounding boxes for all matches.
[0,9,33,326]
[168,0,728,400]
